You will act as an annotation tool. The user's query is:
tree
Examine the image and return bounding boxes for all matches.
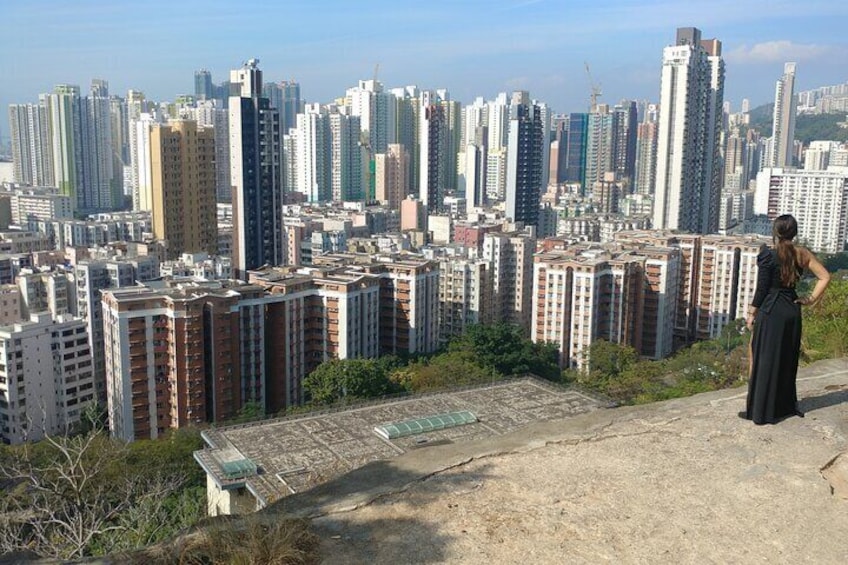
[449,323,560,380]
[303,358,401,405]
[398,350,499,393]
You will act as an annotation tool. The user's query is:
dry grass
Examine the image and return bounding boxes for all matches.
[134,516,319,565]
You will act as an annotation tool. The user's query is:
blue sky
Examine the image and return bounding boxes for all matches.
[2,0,848,140]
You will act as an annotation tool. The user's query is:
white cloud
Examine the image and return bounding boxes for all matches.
[725,41,835,64]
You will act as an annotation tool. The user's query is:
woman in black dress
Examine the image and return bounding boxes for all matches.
[744,214,831,425]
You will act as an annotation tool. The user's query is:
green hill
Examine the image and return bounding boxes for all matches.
[746,104,848,144]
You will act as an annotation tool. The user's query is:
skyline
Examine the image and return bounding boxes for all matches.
[2,0,848,140]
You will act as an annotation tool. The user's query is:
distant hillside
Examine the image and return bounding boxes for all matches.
[746,103,848,144]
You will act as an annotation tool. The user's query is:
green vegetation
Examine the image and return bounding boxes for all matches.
[568,278,848,405]
[746,104,848,144]
[303,356,405,405]
[302,323,561,404]
[0,428,205,559]
[565,319,749,405]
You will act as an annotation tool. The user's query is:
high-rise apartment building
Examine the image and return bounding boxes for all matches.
[47,84,83,207]
[0,313,94,444]
[150,120,218,259]
[611,101,638,190]
[8,99,54,187]
[613,231,766,346]
[75,257,160,402]
[564,113,588,189]
[438,255,494,342]
[328,111,363,201]
[390,86,420,192]
[634,120,658,195]
[653,27,725,234]
[102,283,278,441]
[374,144,409,211]
[583,104,613,190]
[81,79,118,212]
[532,247,645,369]
[754,167,848,253]
[292,103,331,202]
[419,90,448,215]
[229,59,284,277]
[505,91,545,227]
[482,229,536,334]
[194,69,214,101]
[366,258,440,356]
[195,100,231,203]
[769,63,797,168]
[347,79,396,154]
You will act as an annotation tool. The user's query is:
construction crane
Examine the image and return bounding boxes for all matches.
[584,62,602,113]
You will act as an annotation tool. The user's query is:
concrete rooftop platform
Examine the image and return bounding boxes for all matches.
[264,357,848,563]
[197,378,603,507]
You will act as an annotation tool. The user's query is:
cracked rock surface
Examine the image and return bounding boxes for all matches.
[279,358,848,564]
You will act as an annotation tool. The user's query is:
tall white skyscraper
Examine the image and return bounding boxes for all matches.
[653,27,725,234]
[8,98,54,187]
[132,113,157,211]
[347,80,396,154]
[293,103,331,203]
[769,62,797,168]
[82,79,117,212]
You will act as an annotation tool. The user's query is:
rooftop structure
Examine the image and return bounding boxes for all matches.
[195,377,603,516]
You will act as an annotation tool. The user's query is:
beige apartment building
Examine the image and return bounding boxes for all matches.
[482,229,536,334]
[375,144,409,211]
[532,247,645,369]
[151,120,218,259]
[615,231,768,344]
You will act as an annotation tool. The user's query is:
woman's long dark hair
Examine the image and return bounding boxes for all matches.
[773,214,799,287]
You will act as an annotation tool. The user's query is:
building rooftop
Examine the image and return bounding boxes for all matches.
[194,377,604,507]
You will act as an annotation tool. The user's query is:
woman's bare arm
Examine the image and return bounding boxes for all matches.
[796,247,831,306]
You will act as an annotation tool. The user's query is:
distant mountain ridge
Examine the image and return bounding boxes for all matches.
[745,103,848,144]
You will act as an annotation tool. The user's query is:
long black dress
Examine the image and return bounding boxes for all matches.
[746,247,803,425]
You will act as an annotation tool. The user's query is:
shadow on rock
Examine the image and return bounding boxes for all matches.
[800,385,848,414]
[269,458,496,563]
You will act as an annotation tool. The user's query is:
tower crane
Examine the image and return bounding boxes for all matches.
[584,62,602,112]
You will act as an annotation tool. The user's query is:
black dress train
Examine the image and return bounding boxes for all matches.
[746,247,803,425]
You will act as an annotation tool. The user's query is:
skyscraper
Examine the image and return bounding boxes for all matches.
[653,27,725,234]
[564,113,588,189]
[194,69,213,101]
[634,119,658,195]
[419,90,447,214]
[611,101,638,190]
[150,120,218,259]
[374,143,409,210]
[328,111,363,201]
[81,79,118,211]
[229,59,284,277]
[8,99,54,187]
[292,103,331,202]
[769,62,797,168]
[505,91,545,227]
[47,84,83,207]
